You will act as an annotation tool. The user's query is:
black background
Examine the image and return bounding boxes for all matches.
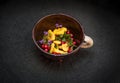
[0,0,120,83]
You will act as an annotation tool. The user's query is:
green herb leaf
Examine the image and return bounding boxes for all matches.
[55,36,61,40]
[62,38,66,41]
[68,41,73,46]
[42,35,48,44]
[63,33,70,39]
[59,34,63,38]
[55,44,58,49]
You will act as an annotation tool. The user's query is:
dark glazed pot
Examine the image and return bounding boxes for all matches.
[32,14,93,60]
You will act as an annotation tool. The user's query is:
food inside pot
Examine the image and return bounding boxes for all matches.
[38,24,79,55]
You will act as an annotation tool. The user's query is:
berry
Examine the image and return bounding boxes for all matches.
[68,48,72,53]
[52,52,61,55]
[73,41,76,45]
[41,44,45,48]
[61,41,66,44]
[44,44,48,49]
[56,53,61,55]
[52,52,56,54]
[47,46,50,50]
[76,40,80,43]
[66,30,70,34]
[71,38,74,41]
[70,34,73,37]
[52,52,58,55]
[44,48,48,52]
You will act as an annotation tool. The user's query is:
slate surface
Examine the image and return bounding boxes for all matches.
[0,0,120,83]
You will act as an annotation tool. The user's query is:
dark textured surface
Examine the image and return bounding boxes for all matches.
[0,0,120,83]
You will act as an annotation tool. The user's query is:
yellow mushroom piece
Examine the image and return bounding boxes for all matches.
[53,40,61,44]
[59,43,69,52]
[47,30,55,41]
[61,27,67,32]
[49,43,55,53]
[53,27,67,35]
[53,48,67,54]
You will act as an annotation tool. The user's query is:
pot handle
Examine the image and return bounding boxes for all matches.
[80,35,94,48]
